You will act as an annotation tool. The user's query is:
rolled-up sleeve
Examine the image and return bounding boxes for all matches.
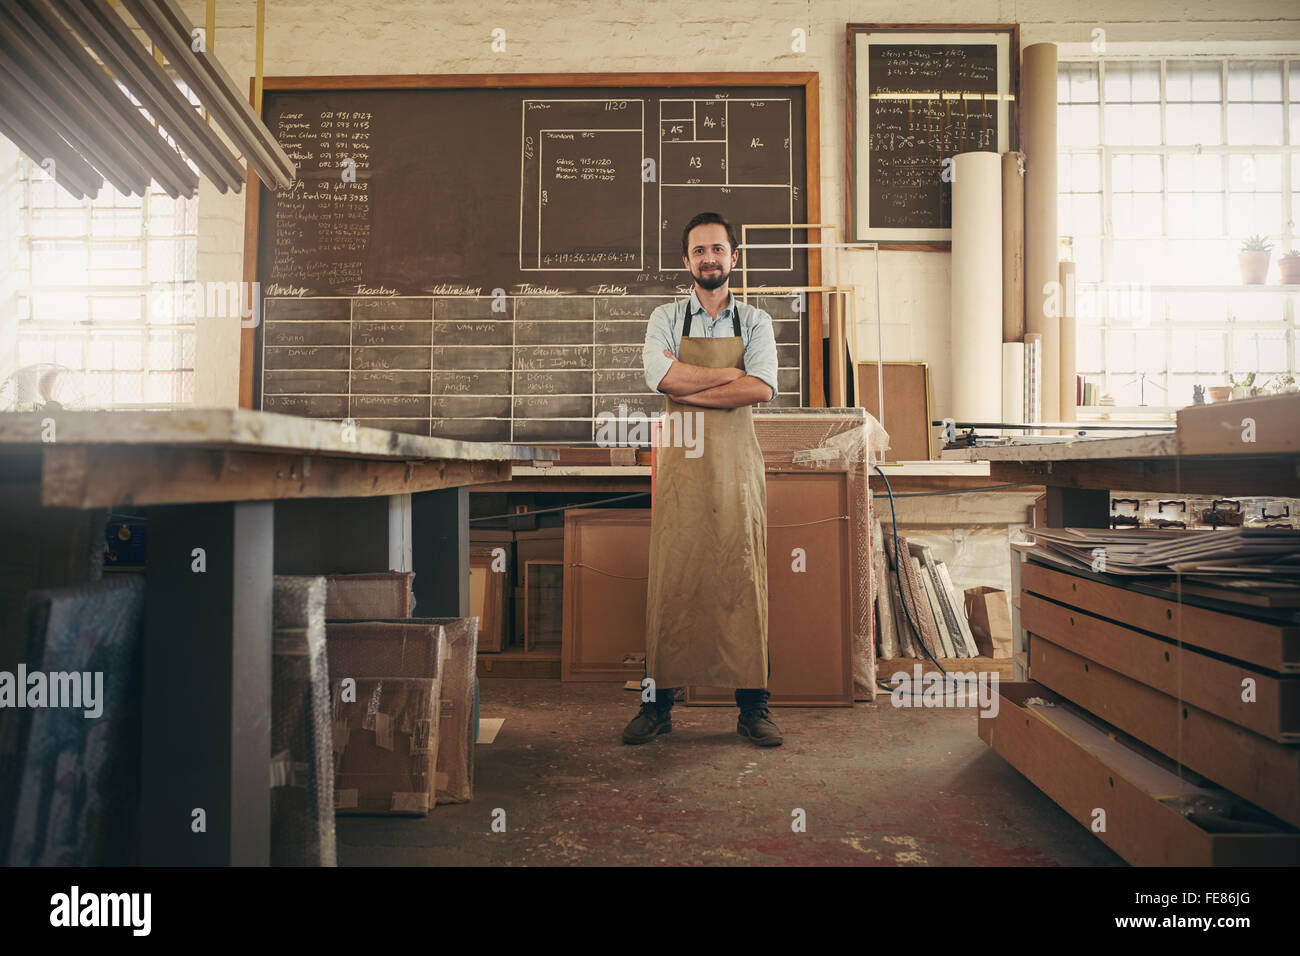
[642,304,677,393]
[744,308,778,402]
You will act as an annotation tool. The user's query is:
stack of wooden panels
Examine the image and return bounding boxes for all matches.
[984,559,1300,865]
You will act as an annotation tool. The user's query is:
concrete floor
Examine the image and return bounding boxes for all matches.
[337,678,1124,866]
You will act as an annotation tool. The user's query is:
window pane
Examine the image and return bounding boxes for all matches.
[1227,192,1282,238]
[1113,193,1163,236]
[1167,61,1221,101]
[1105,62,1160,102]
[1166,103,1222,145]
[1227,103,1283,144]
[1111,153,1163,192]
[1112,239,1167,281]
[1167,153,1223,192]
[1059,104,1100,145]
[1060,63,1099,103]
[1228,153,1281,190]
[1104,104,1162,144]
[1172,330,1226,372]
[1078,328,1103,370]
[1167,193,1222,237]
[1228,62,1282,101]
[1166,239,1235,284]
[1233,330,1288,373]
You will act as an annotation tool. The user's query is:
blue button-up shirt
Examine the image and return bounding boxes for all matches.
[642,288,778,402]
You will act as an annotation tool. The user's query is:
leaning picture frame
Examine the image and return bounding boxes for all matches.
[846,23,1020,249]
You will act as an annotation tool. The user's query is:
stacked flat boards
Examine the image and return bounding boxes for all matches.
[246,76,821,441]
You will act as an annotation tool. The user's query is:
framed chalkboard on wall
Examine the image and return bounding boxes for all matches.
[239,73,822,442]
[846,24,1019,249]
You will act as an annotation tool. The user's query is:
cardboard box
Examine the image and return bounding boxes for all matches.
[332,678,438,816]
[964,586,1013,658]
[324,573,414,620]
[326,621,445,679]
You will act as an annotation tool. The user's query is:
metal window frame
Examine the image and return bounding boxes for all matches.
[12,151,198,407]
[1059,53,1298,409]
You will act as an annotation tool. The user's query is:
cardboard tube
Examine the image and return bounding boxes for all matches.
[951,151,1003,425]
[1024,332,1043,427]
[1002,151,1026,342]
[1059,260,1077,422]
[1023,43,1060,424]
[1002,341,1025,428]
[829,292,845,407]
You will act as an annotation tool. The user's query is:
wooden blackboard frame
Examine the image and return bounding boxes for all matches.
[239,72,823,416]
[844,23,1020,251]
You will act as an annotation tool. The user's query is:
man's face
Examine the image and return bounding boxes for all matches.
[683,223,738,291]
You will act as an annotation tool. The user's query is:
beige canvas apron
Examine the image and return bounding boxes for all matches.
[644,301,769,689]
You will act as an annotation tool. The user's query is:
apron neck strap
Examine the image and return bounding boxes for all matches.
[682,295,741,338]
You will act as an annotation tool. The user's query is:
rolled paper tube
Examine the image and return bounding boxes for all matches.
[950,151,1003,426]
[1002,151,1026,343]
[1059,260,1077,422]
[1002,341,1026,430]
[1022,42,1060,425]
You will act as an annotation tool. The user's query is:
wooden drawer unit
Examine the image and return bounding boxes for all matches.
[1030,638,1300,829]
[980,682,1300,866]
[1022,591,1300,742]
[1022,562,1299,674]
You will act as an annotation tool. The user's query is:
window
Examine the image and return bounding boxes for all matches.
[1058,57,1298,410]
[4,153,198,409]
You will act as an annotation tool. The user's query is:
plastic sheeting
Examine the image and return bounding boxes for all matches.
[271,575,337,865]
[754,410,887,700]
[1,576,144,866]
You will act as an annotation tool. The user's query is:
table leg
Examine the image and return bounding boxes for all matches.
[141,501,272,866]
[411,486,469,617]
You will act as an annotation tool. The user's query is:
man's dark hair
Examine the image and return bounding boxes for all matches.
[681,212,740,258]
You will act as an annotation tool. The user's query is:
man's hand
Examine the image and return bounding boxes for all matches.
[674,375,772,409]
[658,350,743,396]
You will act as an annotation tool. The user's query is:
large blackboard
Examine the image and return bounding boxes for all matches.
[249,78,815,442]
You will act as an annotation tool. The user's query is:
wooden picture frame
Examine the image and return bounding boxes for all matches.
[856,361,934,461]
[523,559,563,651]
[845,23,1019,249]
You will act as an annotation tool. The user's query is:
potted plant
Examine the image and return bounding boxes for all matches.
[1267,372,1297,394]
[1229,372,1256,400]
[1279,249,1300,285]
[1206,384,1233,403]
[1239,236,1272,284]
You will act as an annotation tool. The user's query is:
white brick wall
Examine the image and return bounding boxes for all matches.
[182,0,1300,411]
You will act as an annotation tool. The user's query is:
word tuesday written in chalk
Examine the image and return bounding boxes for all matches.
[0,666,104,718]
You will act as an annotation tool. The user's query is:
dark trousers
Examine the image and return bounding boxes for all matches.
[653,687,769,713]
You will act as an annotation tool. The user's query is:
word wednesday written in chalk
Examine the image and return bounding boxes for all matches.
[49,886,151,936]
[0,666,104,718]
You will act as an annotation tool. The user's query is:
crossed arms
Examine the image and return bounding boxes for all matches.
[656,350,775,408]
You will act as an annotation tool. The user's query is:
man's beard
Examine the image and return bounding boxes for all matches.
[693,264,729,290]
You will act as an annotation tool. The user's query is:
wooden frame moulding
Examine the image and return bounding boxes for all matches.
[523,558,563,651]
[845,22,1020,250]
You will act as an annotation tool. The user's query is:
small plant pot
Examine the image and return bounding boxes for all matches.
[1279,256,1300,285]
[1231,386,1252,400]
[1206,386,1233,403]
[1239,250,1271,284]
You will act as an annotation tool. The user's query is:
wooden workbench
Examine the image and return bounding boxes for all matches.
[0,409,555,866]
[940,393,1300,526]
